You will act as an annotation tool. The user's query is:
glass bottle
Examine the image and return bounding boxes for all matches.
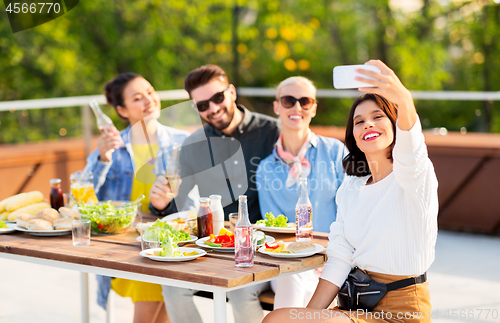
[50,178,64,210]
[295,177,313,241]
[165,143,181,198]
[89,100,115,134]
[209,194,224,235]
[197,197,213,238]
[235,195,253,268]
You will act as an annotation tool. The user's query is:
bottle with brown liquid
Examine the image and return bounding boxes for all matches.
[50,178,64,210]
[197,197,213,238]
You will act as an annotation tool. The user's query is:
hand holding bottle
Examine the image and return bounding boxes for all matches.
[96,126,123,162]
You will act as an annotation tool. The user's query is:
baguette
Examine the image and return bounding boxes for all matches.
[6,191,44,212]
[0,193,23,213]
[8,202,51,221]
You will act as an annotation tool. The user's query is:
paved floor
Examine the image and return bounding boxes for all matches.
[1,230,499,323]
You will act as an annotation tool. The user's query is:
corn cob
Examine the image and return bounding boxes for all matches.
[0,211,9,221]
[8,202,51,221]
[6,191,44,212]
[0,193,23,213]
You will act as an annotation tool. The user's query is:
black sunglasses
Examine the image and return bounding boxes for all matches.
[279,96,315,110]
[195,87,229,112]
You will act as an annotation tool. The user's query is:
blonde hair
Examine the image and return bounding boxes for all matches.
[276,76,316,100]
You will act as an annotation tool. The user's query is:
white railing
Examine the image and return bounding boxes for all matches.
[1,89,500,112]
[1,89,499,155]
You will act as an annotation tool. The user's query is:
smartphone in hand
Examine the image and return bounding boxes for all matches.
[333,65,381,89]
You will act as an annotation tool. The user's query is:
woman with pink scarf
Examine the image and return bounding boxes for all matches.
[256,76,346,308]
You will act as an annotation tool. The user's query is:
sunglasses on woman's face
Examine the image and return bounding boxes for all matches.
[279,96,315,110]
[195,87,229,112]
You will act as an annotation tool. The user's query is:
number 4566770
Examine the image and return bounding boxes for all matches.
[6,2,62,14]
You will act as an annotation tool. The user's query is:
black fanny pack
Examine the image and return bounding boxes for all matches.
[338,267,427,312]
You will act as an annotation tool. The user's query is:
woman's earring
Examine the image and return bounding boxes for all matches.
[276,112,280,115]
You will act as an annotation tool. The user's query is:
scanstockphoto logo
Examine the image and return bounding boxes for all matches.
[4,0,79,33]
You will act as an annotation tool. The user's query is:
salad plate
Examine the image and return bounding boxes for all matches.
[253,223,296,234]
[195,237,235,252]
[0,225,16,234]
[258,243,324,258]
[9,223,72,237]
[140,247,206,262]
[136,234,198,245]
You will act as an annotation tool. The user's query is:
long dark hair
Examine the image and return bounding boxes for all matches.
[104,72,142,121]
[342,93,398,177]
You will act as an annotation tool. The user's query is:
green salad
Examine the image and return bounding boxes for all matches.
[256,212,288,228]
[144,219,191,243]
[143,220,192,257]
[78,201,138,234]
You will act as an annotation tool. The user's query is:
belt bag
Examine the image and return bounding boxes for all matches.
[338,267,427,312]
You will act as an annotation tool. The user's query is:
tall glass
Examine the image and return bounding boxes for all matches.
[235,195,253,267]
[295,177,313,241]
[165,143,181,198]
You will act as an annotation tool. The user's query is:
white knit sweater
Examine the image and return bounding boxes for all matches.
[321,118,439,288]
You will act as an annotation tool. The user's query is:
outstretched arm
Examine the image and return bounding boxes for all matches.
[356,59,417,131]
[307,278,340,309]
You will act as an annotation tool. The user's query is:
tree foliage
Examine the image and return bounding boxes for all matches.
[0,0,499,144]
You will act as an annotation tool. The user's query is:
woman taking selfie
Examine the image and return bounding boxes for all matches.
[263,60,438,323]
[85,72,189,323]
[254,76,345,311]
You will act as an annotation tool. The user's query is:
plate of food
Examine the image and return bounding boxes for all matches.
[253,212,296,233]
[258,241,324,258]
[136,234,198,245]
[0,221,16,234]
[140,247,206,262]
[195,228,235,252]
[9,223,72,236]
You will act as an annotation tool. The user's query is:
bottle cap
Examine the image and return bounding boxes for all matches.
[209,194,222,200]
[50,178,61,185]
[238,195,247,201]
[199,197,210,203]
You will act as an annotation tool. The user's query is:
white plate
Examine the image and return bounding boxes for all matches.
[253,223,296,234]
[0,226,16,234]
[195,235,275,252]
[160,211,190,222]
[135,235,198,245]
[9,223,72,237]
[257,235,275,247]
[195,236,234,252]
[258,242,325,258]
[140,247,206,262]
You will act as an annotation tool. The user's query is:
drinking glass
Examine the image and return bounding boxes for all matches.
[252,231,264,258]
[229,213,238,233]
[140,227,162,251]
[72,219,91,246]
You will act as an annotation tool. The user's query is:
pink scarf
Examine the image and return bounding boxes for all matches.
[276,131,312,187]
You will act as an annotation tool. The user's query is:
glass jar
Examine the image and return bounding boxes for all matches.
[50,178,64,210]
[197,197,213,238]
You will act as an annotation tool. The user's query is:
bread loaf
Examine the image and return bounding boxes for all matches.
[27,219,53,230]
[286,241,316,253]
[35,208,60,223]
[59,207,80,220]
[6,191,44,212]
[53,218,72,230]
[16,213,36,228]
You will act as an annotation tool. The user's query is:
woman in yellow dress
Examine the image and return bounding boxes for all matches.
[85,72,189,323]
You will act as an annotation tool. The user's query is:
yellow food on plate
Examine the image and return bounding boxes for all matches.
[218,227,234,236]
[8,202,51,221]
[0,211,9,221]
[6,191,44,212]
[0,194,23,213]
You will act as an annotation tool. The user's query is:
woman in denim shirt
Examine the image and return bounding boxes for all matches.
[255,76,346,309]
[84,73,189,323]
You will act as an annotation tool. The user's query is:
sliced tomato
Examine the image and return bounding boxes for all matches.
[265,242,279,249]
[98,223,105,230]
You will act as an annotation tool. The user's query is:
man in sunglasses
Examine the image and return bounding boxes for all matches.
[149,64,280,323]
[149,64,279,221]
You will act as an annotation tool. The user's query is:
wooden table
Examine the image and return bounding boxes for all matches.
[0,220,328,323]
